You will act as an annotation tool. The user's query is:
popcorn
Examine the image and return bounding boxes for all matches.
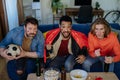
[44,69,59,80]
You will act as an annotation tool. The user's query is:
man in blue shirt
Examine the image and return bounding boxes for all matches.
[0,17,44,80]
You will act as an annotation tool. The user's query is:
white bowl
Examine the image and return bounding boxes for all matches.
[43,68,60,80]
[70,69,88,80]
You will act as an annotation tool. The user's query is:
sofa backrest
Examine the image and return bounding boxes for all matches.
[38,24,58,33]
[72,24,91,36]
[38,23,120,36]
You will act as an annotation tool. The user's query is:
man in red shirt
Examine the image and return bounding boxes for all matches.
[44,15,88,72]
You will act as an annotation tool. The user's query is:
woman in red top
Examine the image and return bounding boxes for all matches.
[83,18,120,72]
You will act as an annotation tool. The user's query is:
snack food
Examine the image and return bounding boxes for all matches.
[74,75,82,78]
[44,69,59,80]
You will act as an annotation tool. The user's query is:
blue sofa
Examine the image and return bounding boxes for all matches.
[38,23,120,79]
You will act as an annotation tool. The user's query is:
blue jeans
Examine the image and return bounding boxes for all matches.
[7,58,36,80]
[82,56,114,72]
[47,54,76,72]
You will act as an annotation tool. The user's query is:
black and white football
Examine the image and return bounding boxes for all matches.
[6,44,20,57]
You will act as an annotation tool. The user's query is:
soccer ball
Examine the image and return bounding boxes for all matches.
[6,44,20,57]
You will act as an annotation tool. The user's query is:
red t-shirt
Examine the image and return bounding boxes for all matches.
[57,39,69,56]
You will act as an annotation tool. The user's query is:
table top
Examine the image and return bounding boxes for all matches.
[27,72,119,80]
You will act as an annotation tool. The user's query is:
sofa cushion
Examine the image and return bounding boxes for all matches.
[39,24,91,36]
[43,31,48,38]
[72,24,91,36]
[110,23,120,30]
[38,24,58,33]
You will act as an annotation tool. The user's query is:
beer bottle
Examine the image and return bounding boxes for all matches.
[36,58,41,76]
[61,65,66,80]
[104,62,109,72]
[104,56,110,72]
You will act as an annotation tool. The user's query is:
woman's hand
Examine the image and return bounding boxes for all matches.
[94,49,101,57]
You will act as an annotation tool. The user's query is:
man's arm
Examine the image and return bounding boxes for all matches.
[0,48,5,56]
[25,52,38,58]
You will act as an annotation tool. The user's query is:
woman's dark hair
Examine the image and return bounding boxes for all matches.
[59,15,72,25]
[90,18,111,37]
[24,17,38,27]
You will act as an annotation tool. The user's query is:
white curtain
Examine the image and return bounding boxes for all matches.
[5,0,19,30]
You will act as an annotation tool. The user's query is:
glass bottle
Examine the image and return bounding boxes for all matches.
[36,58,41,76]
[104,56,110,72]
[104,62,109,72]
[61,66,66,80]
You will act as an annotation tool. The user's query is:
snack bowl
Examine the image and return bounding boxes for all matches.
[70,69,88,80]
[43,68,60,80]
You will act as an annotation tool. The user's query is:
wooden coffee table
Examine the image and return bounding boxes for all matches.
[27,72,119,80]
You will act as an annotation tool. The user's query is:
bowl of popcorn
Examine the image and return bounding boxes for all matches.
[70,69,88,80]
[44,68,60,80]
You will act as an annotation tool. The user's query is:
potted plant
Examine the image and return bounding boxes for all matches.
[51,0,63,14]
[95,2,100,10]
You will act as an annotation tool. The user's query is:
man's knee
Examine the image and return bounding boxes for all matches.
[82,60,92,71]
[65,62,74,72]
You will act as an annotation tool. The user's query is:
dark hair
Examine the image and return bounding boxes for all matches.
[24,17,38,27]
[59,15,72,24]
[90,18,111,37]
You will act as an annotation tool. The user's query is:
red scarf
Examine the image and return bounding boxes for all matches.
[44,28,88,62]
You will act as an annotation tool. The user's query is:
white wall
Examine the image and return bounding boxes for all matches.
[41,0,53,24]
[92,0,118,10]
[23,0,33,18]
[23,0,33,6]
[23,0,42,24]
[92,0,120,16]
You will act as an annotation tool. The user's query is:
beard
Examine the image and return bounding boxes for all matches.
[25,33,36,39]
[61,31,70,38]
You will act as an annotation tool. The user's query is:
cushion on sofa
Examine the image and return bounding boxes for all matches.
[72,24,91,36]
[43,32,47,38]
[110,23,120,30]
[38,24,58,33]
